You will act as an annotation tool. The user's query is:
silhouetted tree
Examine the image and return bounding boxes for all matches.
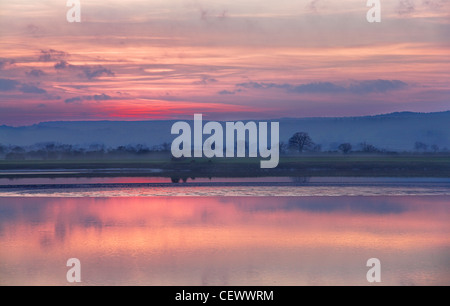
[431,144,439,153]
[312,144,322,152]
[161,142,171,152]
[338,143,352,154]
[360,142,379,153]
[414,141,428,152]
[279,142,288,155]
[288,132,314,153]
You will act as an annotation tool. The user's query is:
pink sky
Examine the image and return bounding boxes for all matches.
[0,0,449,125]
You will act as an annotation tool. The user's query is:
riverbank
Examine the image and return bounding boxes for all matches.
[1,154,449,178]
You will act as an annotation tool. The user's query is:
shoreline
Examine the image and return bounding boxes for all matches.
[0,155,449,178]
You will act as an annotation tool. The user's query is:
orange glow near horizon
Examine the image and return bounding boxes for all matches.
[0,1,449,125]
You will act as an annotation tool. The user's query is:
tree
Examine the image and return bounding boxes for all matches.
[360,142,379,153]
[431,144,439,153]
[414,141,428,152]
[161,142,171,152]
[279,142,288,155]
[338,143,352,154]
[288,132,314,153]
[312,144,322,152]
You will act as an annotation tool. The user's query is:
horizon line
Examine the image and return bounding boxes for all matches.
[2,110,450,128]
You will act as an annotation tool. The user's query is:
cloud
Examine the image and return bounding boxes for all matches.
[307,0,321,12]
[290,82,346,94]
[236,81,345,93]
[81,66,115,79]
[397,0,415,15]
[199,9,228,21]
[26,69,46,77]
[193,76,218,85]
[423,0,445,9]
[91,93,112,101]
[26,24,47,38]
[218,88,244,95]
[54,61,115,79]
[0,78,47,94]
[0,59,14,70]
[0,79,20,91]
[349,80,408,94]
[65,93,112,103]
[19,84,47,94]
[236,82,290,90]
[26,24,40,35]
[200,9,209,20]
[218,90,236,95]
[64,97,83,104]
[38,49,68,62]
[235,80,408,95]
[54,60,73,70]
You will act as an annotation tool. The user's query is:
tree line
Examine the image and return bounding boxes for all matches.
[0,132,447,160]
[0,142,172,160]
[284,132,447,154]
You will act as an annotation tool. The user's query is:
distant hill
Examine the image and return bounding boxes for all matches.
[1,111,449,152]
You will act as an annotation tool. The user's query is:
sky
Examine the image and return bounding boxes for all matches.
[0,0,449,126]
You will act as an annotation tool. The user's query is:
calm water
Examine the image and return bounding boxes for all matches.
[1,195,449,285]
[0,177,449,197]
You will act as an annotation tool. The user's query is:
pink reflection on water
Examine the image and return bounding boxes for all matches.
[0,196,449,285]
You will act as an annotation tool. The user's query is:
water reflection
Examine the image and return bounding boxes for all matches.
[0,196,449,285]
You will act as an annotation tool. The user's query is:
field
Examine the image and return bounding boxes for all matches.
[1,154,449,178]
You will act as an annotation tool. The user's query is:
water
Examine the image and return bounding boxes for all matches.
[0,177,449,197]
[0,191,449,285]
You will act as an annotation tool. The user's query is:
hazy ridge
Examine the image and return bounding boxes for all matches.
[1,111,449,152]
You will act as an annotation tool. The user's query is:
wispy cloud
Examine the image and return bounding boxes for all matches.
[38,49,68,62]
[349,80,408,94]
[26,69,46,78]
[65,93,112,104]
[0,79,20,91]
[307,0,322,13]
[423,0,446,10]
[0,59,15,70]
[0,78,47,94]
[54,61,115,79]
[192,76,218,85]
[81,67,115,80]
[54,60,72,70]
[20,84,47,94]
[0,0,448,125]
[218,90,236,95]
[235,80,408,95]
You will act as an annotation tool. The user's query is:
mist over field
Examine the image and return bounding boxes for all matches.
[1,111,449,153]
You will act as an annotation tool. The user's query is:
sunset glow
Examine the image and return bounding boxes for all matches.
[1,0,449,125]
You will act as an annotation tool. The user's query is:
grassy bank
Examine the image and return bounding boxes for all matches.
[0,154,449,178]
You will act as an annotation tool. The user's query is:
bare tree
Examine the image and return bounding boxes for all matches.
[414,141,428,152]
[338,143,352,154]
[360,142,379,153]
[288,132,314,153]
[279,142,288,155]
